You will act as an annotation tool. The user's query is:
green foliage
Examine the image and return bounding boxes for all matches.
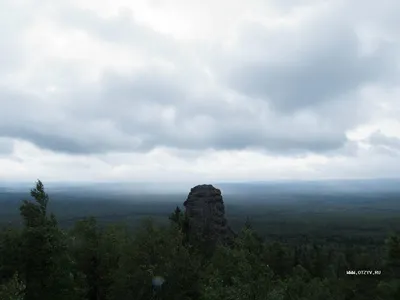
[107,218,202,300]
[18,180,80,300]
[0,227,22,283]
[385,234,400,273]
[169,206,182,225]
[200,228,275,300]
[0,272,25,300]
[0,180,398,300]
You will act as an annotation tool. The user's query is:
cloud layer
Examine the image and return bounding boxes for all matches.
[1,0,399,182]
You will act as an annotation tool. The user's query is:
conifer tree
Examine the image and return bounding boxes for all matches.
[19,180,79,300]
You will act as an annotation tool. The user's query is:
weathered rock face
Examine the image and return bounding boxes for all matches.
[183,184,235,244]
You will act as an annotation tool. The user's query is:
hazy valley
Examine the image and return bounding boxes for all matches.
[2,179,400,243]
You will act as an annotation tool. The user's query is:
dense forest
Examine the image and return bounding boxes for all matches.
[0,180,400,300]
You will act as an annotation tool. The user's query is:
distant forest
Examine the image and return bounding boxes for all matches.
[0,180,399,299]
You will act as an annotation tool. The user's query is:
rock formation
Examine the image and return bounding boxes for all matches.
[183,184,235,244]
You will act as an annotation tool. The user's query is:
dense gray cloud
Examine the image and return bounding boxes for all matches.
[0,0,399,164]
[225,41,394,112]
[1,68,346,155]
[368,131,400,156]
[213,8,398,113]
[0,138,14,156]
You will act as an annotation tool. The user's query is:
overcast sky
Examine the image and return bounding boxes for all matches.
[1,0,400,183]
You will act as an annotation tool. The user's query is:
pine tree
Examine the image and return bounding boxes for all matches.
[169,206,182,225]
[19,180,79,300]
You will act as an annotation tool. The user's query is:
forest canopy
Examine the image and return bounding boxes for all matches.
[0,180,399,300]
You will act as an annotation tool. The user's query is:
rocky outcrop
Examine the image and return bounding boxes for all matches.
[183,184,235,244]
